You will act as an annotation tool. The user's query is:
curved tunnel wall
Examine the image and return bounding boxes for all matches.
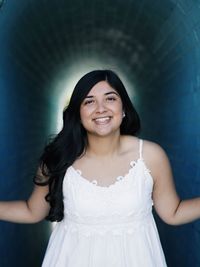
[0,0,200,266]
[137,3,200,266]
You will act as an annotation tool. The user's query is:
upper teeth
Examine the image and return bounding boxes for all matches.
[94,117,110,122]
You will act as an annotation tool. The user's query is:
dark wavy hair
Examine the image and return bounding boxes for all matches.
[34,69,141,222]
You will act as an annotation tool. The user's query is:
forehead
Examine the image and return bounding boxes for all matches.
[87,81,117,96]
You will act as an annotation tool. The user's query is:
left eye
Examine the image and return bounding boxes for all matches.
[106,97,116,101]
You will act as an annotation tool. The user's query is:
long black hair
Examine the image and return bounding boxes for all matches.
[34,69,141,222]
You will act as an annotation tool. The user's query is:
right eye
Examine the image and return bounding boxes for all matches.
[83,99,95,105]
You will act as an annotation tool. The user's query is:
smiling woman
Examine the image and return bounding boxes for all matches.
[79,81,124,138]
[1,70,200,267]
[36,69,141,221]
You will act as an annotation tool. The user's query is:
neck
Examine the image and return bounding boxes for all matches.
[86,133,122,158]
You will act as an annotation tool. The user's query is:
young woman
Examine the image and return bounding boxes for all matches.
[0,70,200,267]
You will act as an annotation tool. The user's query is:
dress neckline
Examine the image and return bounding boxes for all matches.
[70,157,143,190]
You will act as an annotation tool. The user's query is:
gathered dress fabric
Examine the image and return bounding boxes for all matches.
[42,139,167,267]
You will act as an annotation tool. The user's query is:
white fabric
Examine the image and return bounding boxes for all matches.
[42,139,167,267]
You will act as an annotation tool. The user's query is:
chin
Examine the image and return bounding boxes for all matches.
[92,129,120,137]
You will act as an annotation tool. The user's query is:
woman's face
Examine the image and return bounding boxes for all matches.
[80,81,124,137]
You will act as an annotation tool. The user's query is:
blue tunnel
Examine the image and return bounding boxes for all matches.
[0,0,200,266]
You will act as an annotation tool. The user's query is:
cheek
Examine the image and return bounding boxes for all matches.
[114,102,123,114]
[80,107,90,122]
[80,109,85,122]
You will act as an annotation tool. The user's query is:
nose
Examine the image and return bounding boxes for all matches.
[95,100,107,113]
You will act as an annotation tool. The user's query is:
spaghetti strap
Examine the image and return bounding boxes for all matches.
[139,139,143,159]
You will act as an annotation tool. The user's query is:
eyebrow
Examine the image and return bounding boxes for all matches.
[85,91,120,99]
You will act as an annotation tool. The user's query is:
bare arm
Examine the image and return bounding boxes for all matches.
[0,167,50,224]
[146,141,200,225]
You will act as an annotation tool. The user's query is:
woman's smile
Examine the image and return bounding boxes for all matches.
[92,116,112,125]
[80,81,123,137]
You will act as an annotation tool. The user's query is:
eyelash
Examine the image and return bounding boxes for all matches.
[83,96,117,105]
[83,100,94,105]
[106,96,117,101]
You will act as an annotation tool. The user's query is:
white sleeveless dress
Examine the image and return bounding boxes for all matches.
[42,139,167,267]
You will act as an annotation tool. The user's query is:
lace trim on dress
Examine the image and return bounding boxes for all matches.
[70,158,141,189]
[69,138,152,190]
[70,157,152,190]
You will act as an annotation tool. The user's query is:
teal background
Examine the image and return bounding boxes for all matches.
[0,0,200,266]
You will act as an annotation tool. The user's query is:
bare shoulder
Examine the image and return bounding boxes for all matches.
[122,136,167,156]
[143,139,168,161]
[142,139,172,182]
